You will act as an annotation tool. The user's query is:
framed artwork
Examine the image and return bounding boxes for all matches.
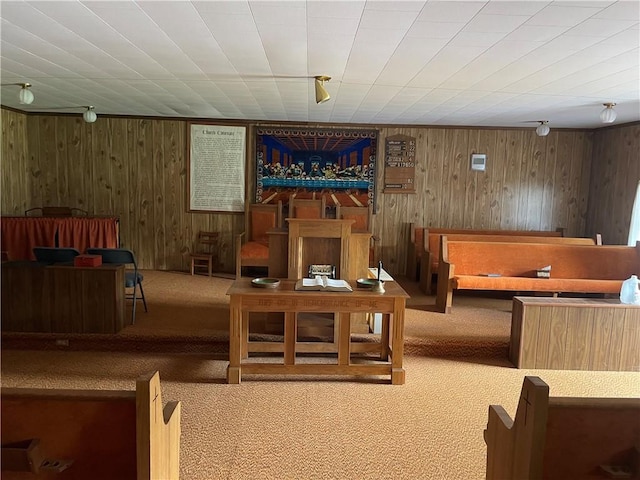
[187,123,246,213]
[255,127,378,208]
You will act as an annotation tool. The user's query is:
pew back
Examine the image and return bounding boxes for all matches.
[1,371,180,480]
[485,376,640,480]
[436,239,640,313]
[442,240,638,279]
[420,233,600,292]
[407,223,563,280]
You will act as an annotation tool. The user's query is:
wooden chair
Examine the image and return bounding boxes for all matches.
[288,194,326,219]
[335,204,372,232]
[236,201,283,279]
[190,231,218,276]
[336,204,376,263]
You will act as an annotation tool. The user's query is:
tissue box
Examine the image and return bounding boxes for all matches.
[536,265,551,278]
[74,254,102,267]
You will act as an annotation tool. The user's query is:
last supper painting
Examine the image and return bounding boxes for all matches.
[255,128,378,210]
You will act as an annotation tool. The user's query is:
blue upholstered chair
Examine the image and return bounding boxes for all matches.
[86,248,147,324]
[33,247,80,265]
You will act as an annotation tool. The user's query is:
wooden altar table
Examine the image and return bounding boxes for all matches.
[226,278,409,384]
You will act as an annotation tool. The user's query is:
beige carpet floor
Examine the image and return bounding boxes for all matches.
[2,271,639,480]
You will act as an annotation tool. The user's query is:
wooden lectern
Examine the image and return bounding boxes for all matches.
[268,219,371,281]
[267,218,372,335]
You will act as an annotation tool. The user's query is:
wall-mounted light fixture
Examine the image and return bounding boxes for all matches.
[314,76,331,104]
[536,121,550,137]
[83,106,97,123]
[600,102,617,124]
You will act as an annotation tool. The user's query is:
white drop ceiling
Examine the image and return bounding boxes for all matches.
[1,0,639,129]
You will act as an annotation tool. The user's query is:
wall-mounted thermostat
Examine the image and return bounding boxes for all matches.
[470,153,487,172]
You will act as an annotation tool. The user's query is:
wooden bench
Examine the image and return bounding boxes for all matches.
[436,238,640,313]
[1,371,180,480]
[419,233,601,293]
[406,224,563,281]
[485,376,640,480]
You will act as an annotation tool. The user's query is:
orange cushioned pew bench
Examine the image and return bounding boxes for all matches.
[1,371,180,480]
[435,238,640,313]
[484,376,640,480]
[406,224,563,282]
[419,233,601,294]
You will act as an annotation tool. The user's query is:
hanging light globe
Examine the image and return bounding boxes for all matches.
[18,83,34,105]
[599,103,617,124]
[83,106,97,123]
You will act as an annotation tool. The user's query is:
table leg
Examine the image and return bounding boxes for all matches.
[337,312,351,366]
[391,297,406,385]
[241,311,249,359]
[333,312,340,347]
[227,298,242,384]
[380,313,390,361]
[284,312,296,365]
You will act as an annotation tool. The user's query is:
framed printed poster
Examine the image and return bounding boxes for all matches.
[188,123,246,212]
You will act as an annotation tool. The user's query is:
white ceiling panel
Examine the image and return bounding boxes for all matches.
[527,5,603,26]
[377,37,448,86]
[566,18,638,36]
[360,8,419,30]
[409,45,489,88]
[0,0,637,129]
[416,1,486,23]
[407,20,466,39]
[463,14,530,33]
[306,0,365,19]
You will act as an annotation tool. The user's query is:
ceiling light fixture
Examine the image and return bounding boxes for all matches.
[18,83,34,104]
[600,102,617,124]
[535,121,550,137]
[83,106,97,123]
[314,76,331,104]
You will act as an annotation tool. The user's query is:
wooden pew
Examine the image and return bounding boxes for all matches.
[419,233,601,293]
[436,238,640,313]
[406,224,563,281]
[1,371,180,480]
[485,376,640,480]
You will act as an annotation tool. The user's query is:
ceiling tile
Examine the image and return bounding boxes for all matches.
[0,0,637,128]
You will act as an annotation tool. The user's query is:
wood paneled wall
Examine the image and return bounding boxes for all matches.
[587,123,640,245]
[2,107,637,275]
[373,126,597,273]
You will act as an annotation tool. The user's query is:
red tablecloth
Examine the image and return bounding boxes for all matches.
[1,217,119,261]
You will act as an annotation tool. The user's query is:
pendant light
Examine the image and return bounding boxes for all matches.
[535,121,550,137]
[18,83,34,104]
[83,106,97,123]
[599,103,617,124]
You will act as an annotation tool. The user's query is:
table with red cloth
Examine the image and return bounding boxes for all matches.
[0,216,119,261]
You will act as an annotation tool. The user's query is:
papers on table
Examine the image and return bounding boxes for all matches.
[368,268,394,282]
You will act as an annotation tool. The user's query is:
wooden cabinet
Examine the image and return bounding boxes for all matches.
[510,296,640,371]
[2,263,126,334]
